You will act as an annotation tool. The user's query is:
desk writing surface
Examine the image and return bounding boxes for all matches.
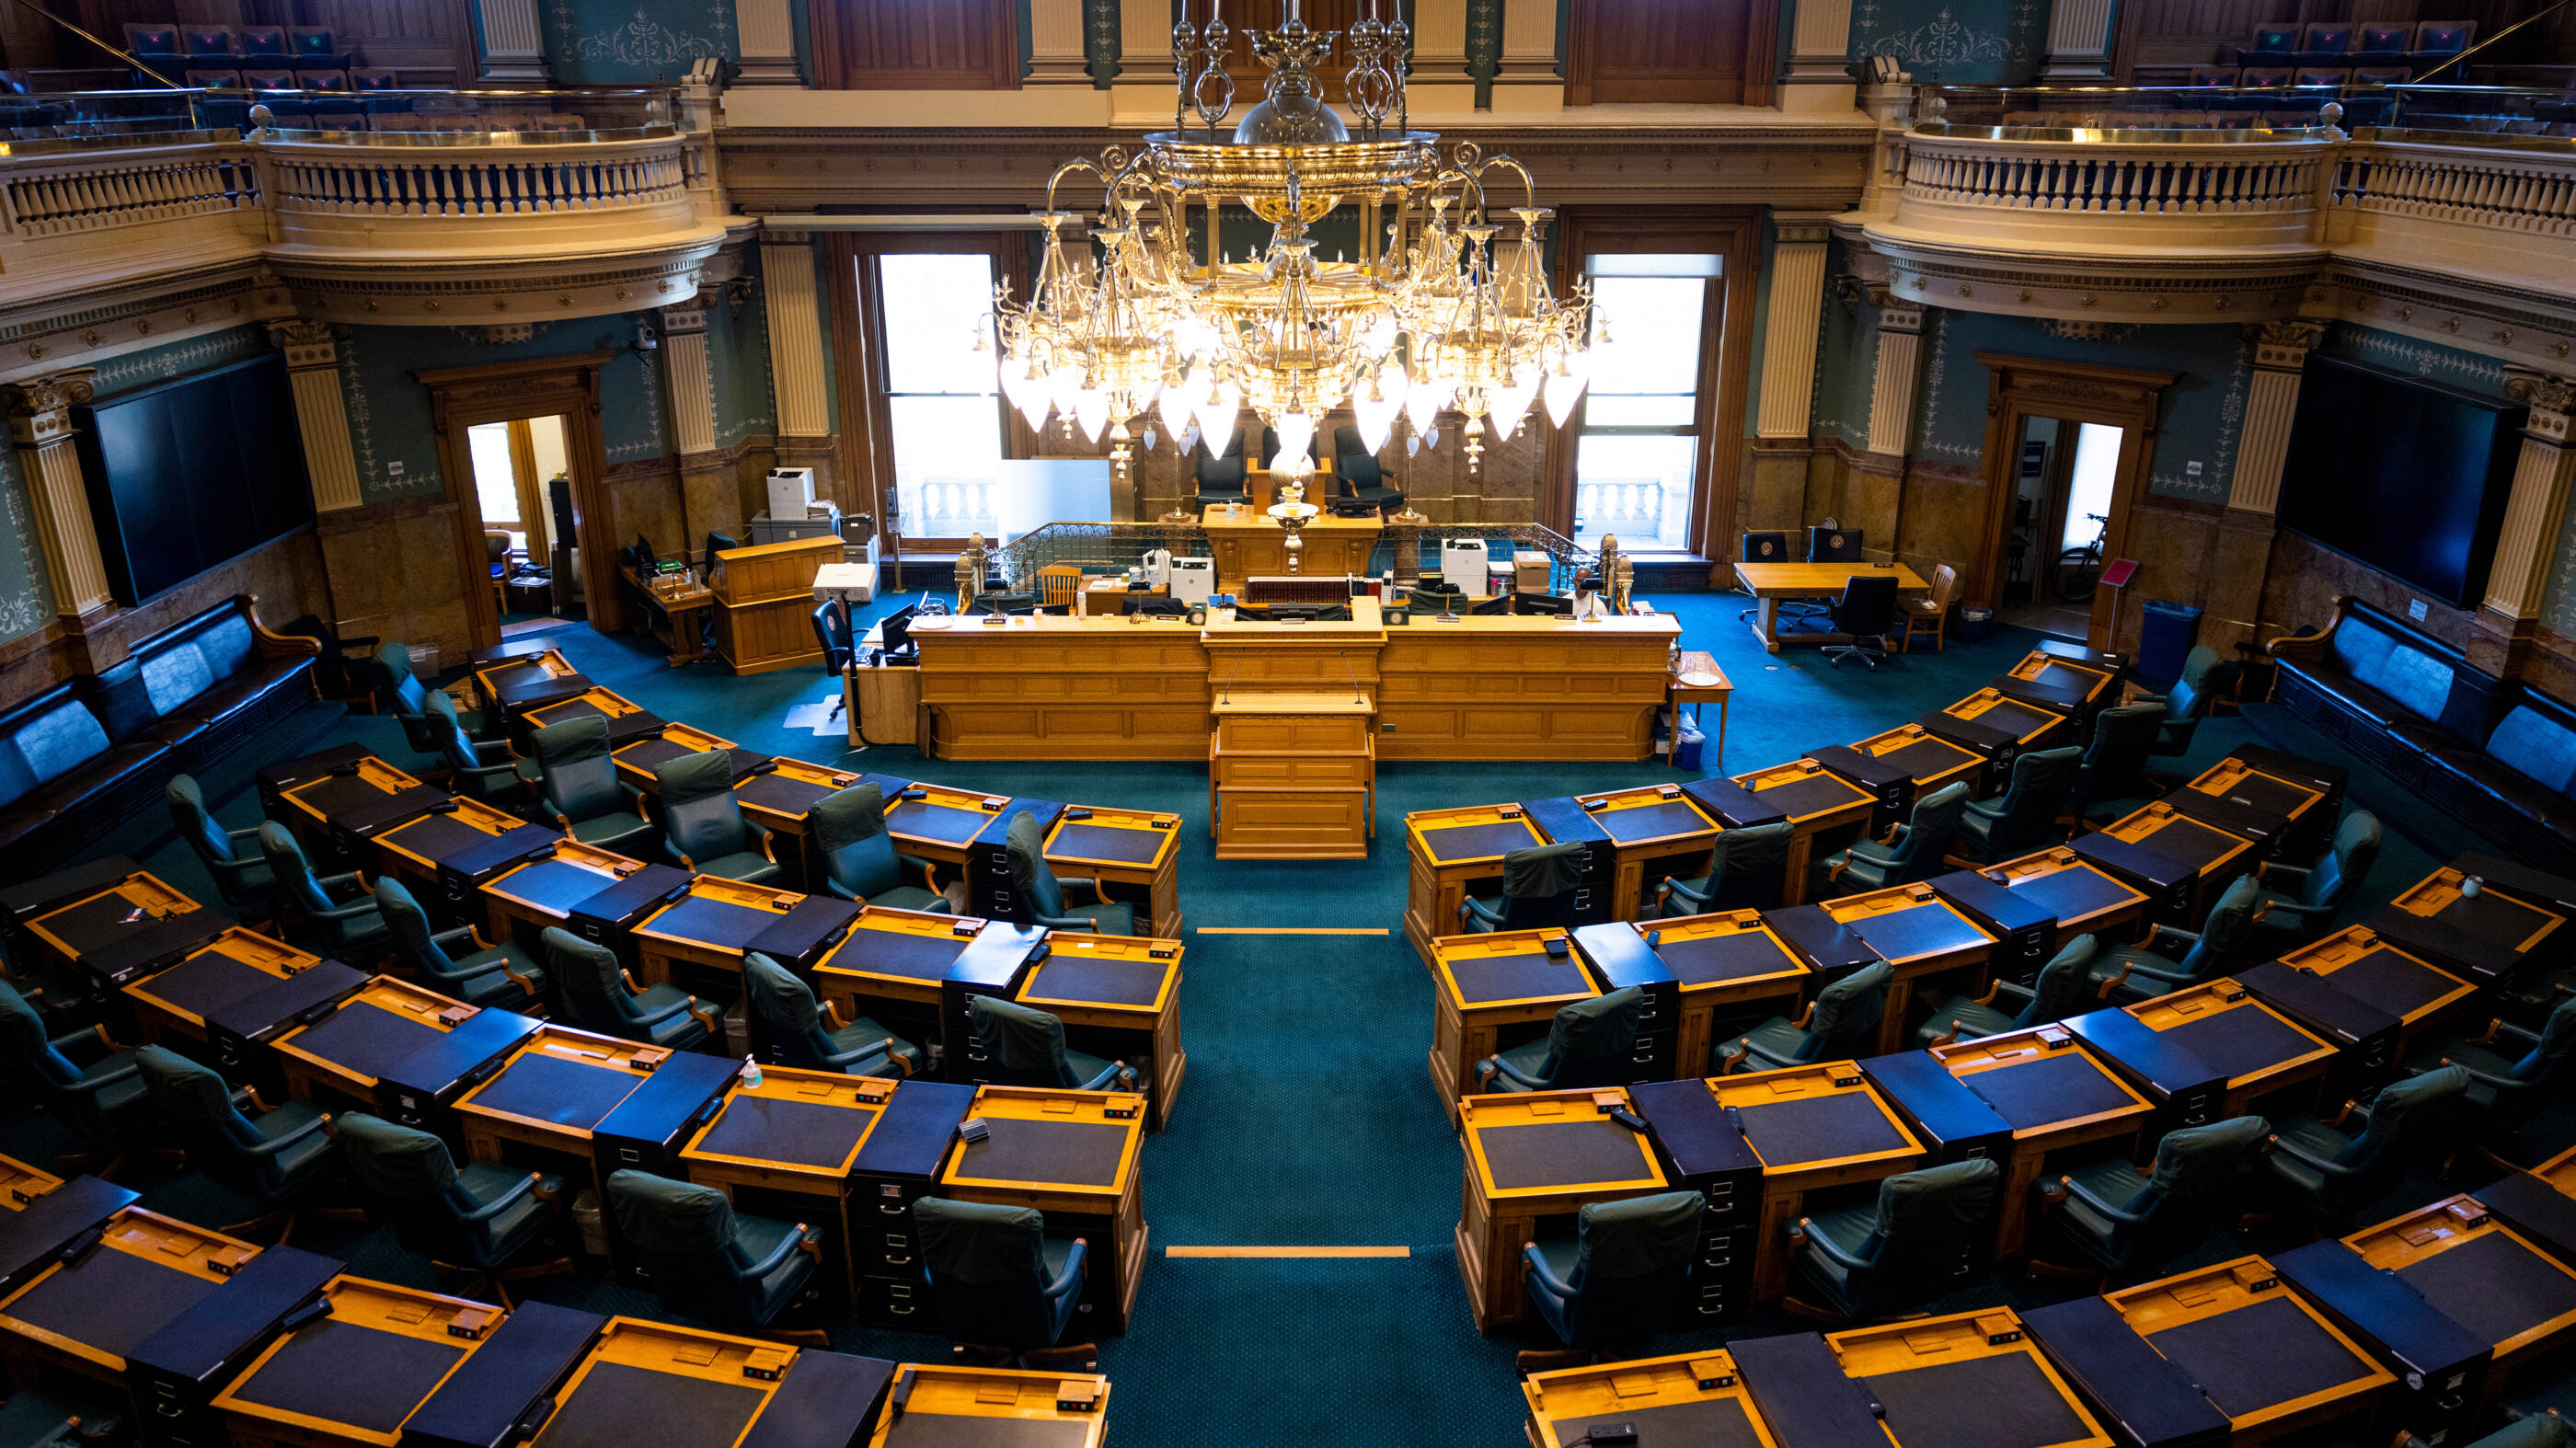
[942,1087,1145,1196]
[29,871,213,975]
[1019,936,1178,1011]
[687,1075,887,1175]
[1523,1351,1776,1448]
[872,1367,1110,1448]
[886,787,1006,846]
[817,910,980,983]
[1044,811,1179,869]
[1647,914,1809,989]
[2281,928,2472,1023]
[1409,807,1546,866]
[128,927,317,1024]
[484,848,640,917]
[0,1207,245,1365]
[1826,888,1993,965]
[215,1279,491,1440]
[2414,871,2562,951]
[457,1031,658,1133]
[2180,759,2319,822]
[1941,691,2065,741]
[535,1360,767,1448]
[1577,789,1718,847]
[2133,988,2330,1085]
[1725,1087,1914,1168]
[1853,729,1984,783]
[280,981,471,1081]
[1949,1047,2144,1132]
[377,800,552,871]
[2387,1222,2576,1357]
[640,889,798,951]
[1731,763,1873,822]
[1462,1092,1667,1198]
[2140,1291,2381,1422]
[1998,859,2146,924]
[2098,806,2249,876]
[1436,930,1599,1008]
[1833,1313,2110,1448]
[735,765,849,819]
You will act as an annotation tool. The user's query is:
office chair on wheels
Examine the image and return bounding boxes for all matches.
[0,980,156,1177]
[2087,873,2261,1004]
[1821,574,1900,670]
[544,927,720,1051]
[1477,988,1644,1094]
[529,716,657,855]
[135,1045,341,1241]
[1332,424,1404,512]
[810,783,951,912]
[607,1169,829,1346]
[1517,1191,1703,1372]
[966,995,1137,1093]
[2243,811,2379,951]
[167,775,280,928]
[743,951,922,1076]
[1817,781,1970,894]
[334,1111,570,1307]
[1948,747,2080,865]
[376,878,546,1010]
[1917,934,2100,1046]
[1659,822,1795,915]
[1786,1159,2002,1324]
[1461,842,1587,932]
[649,749,784,883]
[2260,1065,2470,1228]
[915,1197,1096,1369]
[810,600,851,723]
[1738,531,1795,622]
[1721,961,1892,1074]
[2031,1115,2271,1283]
[2398,990,2576,1166]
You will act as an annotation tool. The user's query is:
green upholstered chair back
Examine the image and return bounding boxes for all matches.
[2088,1113,2272,1265]
[1691,822,1794,912]
[916,1196,1045,1285]
[1894,781,1972,865]
[653,750,752,864]
[135,1042,261,1152]
[2473,1412,2569,1448]
[970,994,1079,1087]
[1004,810,1068,922]
[1541,987,1643,1088]
[2078,703,2164,797]
[2165,647,2221,723]
[1549,1189,1701,1345]
[607,1168,742,1256]
[2513,992,2576,1082]
[374,640,427,719]
[1874,1158,2002,1241]
[543,926,630,1029]
[2350,1063,2467,1161]
[2019,933,2100,1028]
[1504,842,1587,900]
[167,775,243,870]
[1998,744,2081,821]
[1332,424,1385,486]
[258,822,336,915]
[812,785,902,899]
[534,716,622,822]
[336,1109,472,1208]
[744,951,839,1069]
[2298,811,2380,911]
[2178,874,2263,979]
[1807,960,1893,1056]
[373,878,458,978]
[0,979,79,1089]
[424,691,482,773]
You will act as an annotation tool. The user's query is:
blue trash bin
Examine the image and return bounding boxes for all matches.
[2138,599,2204,687]
[1959,606,1993,643]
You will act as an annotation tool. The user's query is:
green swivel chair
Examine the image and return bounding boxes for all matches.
[649,749,782,884]
[606,1169,825,1344]
[256,823,392,962]
[1820,782,1972,895]
[335,1111,569,1307]
[425,691,537,807]
[967,995,1136,1092]
[1519,1191,1703,1371]
[0,980,152,1169]
[1916,934,2100,1046]
[1462,842,1588,932]
[374,878,546,1010]
[1659,822,1794,916]
[372,639,444,757]
[2246,811,2380,950]
[1478,988,1645,1094]
[811,783,949,912]
[2087,873,2262,1004]
[529,716,656,855]
[1331,424,1403,512]
[543,927,719,1051]
[2399,991,2576,1163]
[1722,961,1892,1075]
[135,1044,337,1239]
[2142,646,2224,765]
[2263,1065,2471,1225]
[1003,810,1133,933]
[915,1197,1094,1369]
[1788,1159,2002,1322]
[1189,428,1249,510]
[2069,703,2168,824]
[2034,1115,2271,1281]
[167,775,278,925]
[1950,746,2080,865]
[742,951,921,1077]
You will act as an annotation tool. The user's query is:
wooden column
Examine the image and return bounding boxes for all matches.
[267,320,363,514]
[2473,366,2576,675]
[734,0,801,83]
[1491,0,1564,108]
[2207,319,2322,657]
[1755,217,1834,440]
[660,299,742,550]
[762,234,836,500]
[2,369,111,621]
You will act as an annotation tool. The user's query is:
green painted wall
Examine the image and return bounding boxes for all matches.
[539,0,731,84]
[1847,0,2041,84]
[707,288,779,450]
[1811,240,1875,451]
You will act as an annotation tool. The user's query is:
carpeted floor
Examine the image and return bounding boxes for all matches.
[11,580,2566,1447]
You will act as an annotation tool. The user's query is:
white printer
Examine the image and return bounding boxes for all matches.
[1167,556,1215,604]
[1442,537,1491,597]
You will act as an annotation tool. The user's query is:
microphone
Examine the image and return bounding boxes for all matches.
[1340,649,1363,705]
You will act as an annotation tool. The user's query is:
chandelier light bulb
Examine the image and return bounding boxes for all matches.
[1542,363,1586,428]
[1074,388,1110,442]
[1156,373,1192,440]
[1197,378,1243,452]
[1274,410,1316,467]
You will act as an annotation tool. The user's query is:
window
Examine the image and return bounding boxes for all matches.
[873,252,1006,543]
[1570,254,1719,552]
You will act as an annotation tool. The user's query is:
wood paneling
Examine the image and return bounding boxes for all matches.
[1566,0,1767,106]
[72,0,475,80]
[815,0,1019,90]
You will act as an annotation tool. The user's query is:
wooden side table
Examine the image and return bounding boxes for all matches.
[1670,650,1732,770]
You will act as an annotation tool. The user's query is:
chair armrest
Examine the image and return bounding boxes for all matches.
[2492,1018,2542,1049]
[1844,836,1903,868]
[307,894,382,925]
[224,824,265,845]
[457,1171,542,1222]
[1459,896,1507,927]
[896,853,942,888]
[1962,798,2009,822]
[1056,875,1107,903]
[1520,1242,1578,1304]
[70,1061,141,1095]
[1047,1239,1089,1300]
[1660,874,1712,907]
[625,989,696,1027]
[1793,1218,1879,1270]
[1074,1058,1136,1092]
[824,877,859,902]
[740,1223,817,1280]
[819,1038,896,1075]
[430,925,477,953]
[238,1110,332,1157]
[2267,1130,2361,1176]
[2052,1172,2156,1225]
[1739,1035,1803,1072]
[2260,862,2316,887]
[2432,1056,2527,1091]
[47,1024,117,1063]
[466,738,517,764]
[1481,1052,1552,1091]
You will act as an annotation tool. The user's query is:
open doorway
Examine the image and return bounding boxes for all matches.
[466,416,578,636]
[1970,353,2173,653]
[1995,416,2123,641]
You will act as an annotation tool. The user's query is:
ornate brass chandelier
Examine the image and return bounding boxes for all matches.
[995,0,1593,494]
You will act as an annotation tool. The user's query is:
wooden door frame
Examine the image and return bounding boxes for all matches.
[418,351,619,653]
[1547,207,1761,559]
[1970,351,2175,650]
[810,0,1020,90]
[1565,0,1777,107]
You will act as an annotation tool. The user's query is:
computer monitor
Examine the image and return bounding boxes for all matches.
[633,534,657,571]
[1124,597,1190,616]
[1469,594,1513,616]
[878,601,921,661]
[1513,591,1574,616]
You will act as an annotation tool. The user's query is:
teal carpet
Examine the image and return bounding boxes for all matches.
[13,582,2565,1446]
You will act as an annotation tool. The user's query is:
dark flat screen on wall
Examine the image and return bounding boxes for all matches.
[2278,353,2525,607]
[71,353,313,605]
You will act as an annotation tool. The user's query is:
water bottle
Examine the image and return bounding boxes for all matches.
[741,1053,763,1088]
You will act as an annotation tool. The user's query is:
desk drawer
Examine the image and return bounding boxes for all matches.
[1213,753,1374,789]
[856,1272,929,1328]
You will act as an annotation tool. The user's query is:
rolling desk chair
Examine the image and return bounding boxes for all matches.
[704,532,741,566]
[1461,842,1588,933]
[1739,531,1796,621]
[1259,425,1318,472]
[2245,811,2380,950]
[0,979,153,1173]
[425,692,538,807]
[2067,703,2166,825]
[1917,933,2099,1046]
[375,878,546,1011]
[2261,1064,2469,1226]
[743,951,921,1076]
[167,775,280,927]
[1004,811,1133,932]
[1476,987,1645,1094]
[2142,646,2224,768]
[915,1197,1095,1369]
[135,1044,338,1240]
[1660,821,1795,915]
[606,1169,827,1346]
[1518,1190,1703,1372]
[1190,428,1249,510]
[1949,746,2080,865]
[648,749,783,884]
[1821,782,1972,895]
[1332,424,1404,512]
[334,1110,569,1307]
[2399,990,2576,1165]
[2088,872,2261,1003]
[1721,960,1892,1074]
[1808,523,1865,564]
[543,926,719,1051]
[531,716,657,855]
[257,822,393,963]
[811,601,852,724]
[966,995,1137,1092]
[2032,1114,2271,1282]
[1821,575,1900,670]
[1787,1158,2002,1323]
[371,639,445,755]
[810,783,951,912]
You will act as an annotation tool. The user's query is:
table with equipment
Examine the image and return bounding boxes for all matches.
[1917,689,2076,791]
[631,875,808,988]
[883,785,1011,879]
[1201,506,1379,582]
[682,1066,893,1301]
[479,843,666,955]
[124,927,366,1075]
[1830,723,1986,819]
[1667,650,1734,772]
[1709,1064,1928,1302]
[1043,807,1185,940]
[1734,561,1929,653]
[1455,1085,1670,1333]
[940,1085,1149,1333]
[210,1275,514,1448]
[1990,648,2121,720]
[1017,933,1185,1131]
[2081,1255,2395,1442]
[23,868,229,1004]
[270,754,449,873]
[1821,1309,2115,1448]
[1583,914,1811,1082]
[2344,1194,2576,1378]
[1813,883,1997,1055]
[2066,982,2335,1132]
[868,1363,1110,1448]
[454,1024,673,1170]
[372,799,561,927]
[1520,1349,1777,1448]
[1724,760,1878,908]
[2071,801,2258,925]
[1402,804,1547,967]
[811,907,993,1055]
[708,534,841,676]
[732,758,871,891]
[622,564,715,667]
[2270,928,2474,1057]
[270,977,539,1127]
[1427,928,1600,1117]
[1569,787,1721,922]
[613,722,770,794]
[533,1316,896,1448]
[2367,862,2570,986]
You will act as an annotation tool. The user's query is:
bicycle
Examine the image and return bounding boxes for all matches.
[2053,512,2108,603]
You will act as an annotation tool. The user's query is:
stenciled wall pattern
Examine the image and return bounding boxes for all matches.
[0,445,55,647]
[543,0,734,84]
[1811,247,1878,451]
[1848,0,2041,85]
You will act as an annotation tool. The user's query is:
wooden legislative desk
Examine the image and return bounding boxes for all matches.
[910,597,1681,764]
[1200,506,1379,582]
[708,534,840,676]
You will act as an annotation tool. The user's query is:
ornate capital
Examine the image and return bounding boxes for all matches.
[1,368,96,448]
[2506,365,2576,443]
[265,318,345,371]
[659,304,710,336]
[1874,290,1923,332]
[2248,317,2327,371]
[1773,216,1834,246]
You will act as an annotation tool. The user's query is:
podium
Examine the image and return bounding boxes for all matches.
[1210,694,1374,859]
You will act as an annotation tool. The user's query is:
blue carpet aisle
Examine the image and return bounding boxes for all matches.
[13,580,2561,1448]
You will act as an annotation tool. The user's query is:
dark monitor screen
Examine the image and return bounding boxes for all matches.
[879,602,920,658]
[1470,594,1513,615]
[1514,592,1573,616]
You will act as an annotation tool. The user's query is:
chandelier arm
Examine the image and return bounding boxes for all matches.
[1041,156,1112,215]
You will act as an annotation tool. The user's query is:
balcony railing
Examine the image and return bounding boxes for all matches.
[1883,121,2334,256]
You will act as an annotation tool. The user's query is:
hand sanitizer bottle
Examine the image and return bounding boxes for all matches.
[742,1053,763,1088]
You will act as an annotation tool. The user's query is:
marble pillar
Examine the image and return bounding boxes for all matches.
[1782,0,1857,111]
[2209,319,2324,655]
[2,370,110,622]
[660,300,742,548]
[1864,293,1925,460]
[1755,217,1834,441]
[267,320,363,514]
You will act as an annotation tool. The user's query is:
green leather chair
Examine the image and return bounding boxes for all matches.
[374,878,545,1010]
[2142,646,2223,763]
[1916,934,2099,1046]
[543,927,719,1051]
[1189,428,1249,510]
[1003,810,1133,932]
[2246,811,2380,949]
[135,1044,337,1236]
[2087,873,2261,1004]
[1722,961,1892,1074]
[1659,822,1794,916]
[2069,703,2167,824]
[966,994,1136,1092]
[1820,782,1972,895]
[1788,1158,2002,1321]
[811,783,949,912]
[372,639,443,756]
[167,775,278,925]
[1478,987,1644,1094]
[336,1111,569,1307]
[2408,1410,2568,1448]
[257,822,392,962]
[1332,424,1403,511]
[2035,1114,2271,1280]
[1462,841,1587,932]
[529,716,656,855]
[2263,1065,2471,1224]
[607,1169,822,1339]
[425,691,536,807]
[0,979,151,1163]
[649,749,781,884]
[1951,746,2080,864]
[2399,991,2576,1162]
[1520,1190,1702,1368]
[743,951,921,1076]
[915,1197,1093,1369]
